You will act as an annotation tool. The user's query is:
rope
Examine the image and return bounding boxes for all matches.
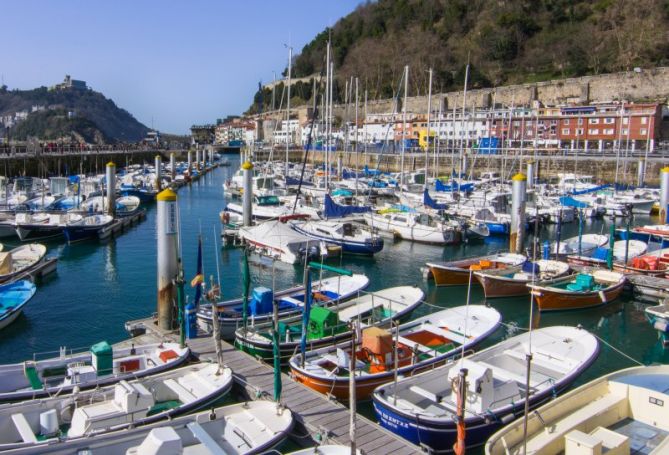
[594,334,644,366]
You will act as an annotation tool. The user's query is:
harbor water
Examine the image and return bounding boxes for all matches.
[1,157,668,450]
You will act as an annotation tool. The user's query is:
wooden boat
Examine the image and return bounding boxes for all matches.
[0,243,46,284]
[645,300,669,347]
[615,246,669,277]
[289,305,501,401]
[474,259,571,299]
[0,341,189,402]
[235,286,424,363]
[551,233,608,257]
[197,273,370,339]
[0,280,36,330]
[528,269,626,311]
[486,365,669,455]
[426,253,526,286]
[373,326,599,452]
[566,239,648,269]
[14,400,294,455]
[0,363,232,451]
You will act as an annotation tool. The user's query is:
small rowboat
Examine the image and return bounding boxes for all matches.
[21,401,294,455]
[528,269,626,311]
[0,280,37,330]
[197,274,370,340]
[235,286,424,363]
[645,300,669,347]
[474,259,571,299]
[289,305,501,401]
[426,253,526,286]
[0,244,47,284]
[551,233,608,258]
[0,341,189,402]
[374,326,599,452]
[616,247,669,277]
[566,239,648,269]
[0,363,233,451]
[486,365,669,455]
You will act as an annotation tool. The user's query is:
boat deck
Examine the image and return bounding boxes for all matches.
[120,316,418,454]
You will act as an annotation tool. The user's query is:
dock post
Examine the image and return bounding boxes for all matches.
[242,161,254,226]
[637,158,645,188]
[105,161,116,217]
[461,152,468,178]
[510,173,527,254]
[156,189,179,330]
[526,160,535,188]
[170,153,176,180]
[187,150,192,174]
[154,155,162,191]
[661,167,669,223]
[196,149,201,171]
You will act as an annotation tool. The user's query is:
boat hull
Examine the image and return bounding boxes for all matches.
[0,306,23,330]
[428,265,475,286]
[531,280,625,311]
[63,224,110,243]
[475,273,530,298]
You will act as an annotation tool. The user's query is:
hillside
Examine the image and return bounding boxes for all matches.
[11,109,109,144]
[0,85,149,142]
[250,0,669,110]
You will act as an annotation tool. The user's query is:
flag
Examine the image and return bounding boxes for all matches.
[192,236,203,306]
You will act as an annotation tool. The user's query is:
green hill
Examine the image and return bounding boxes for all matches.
[11,109,109,144]
[0,85,149,142]
[250,0,669,110]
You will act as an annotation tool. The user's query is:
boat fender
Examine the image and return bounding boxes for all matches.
[654,320,669,333]
[500,413,515,424]
[598,290,607,303]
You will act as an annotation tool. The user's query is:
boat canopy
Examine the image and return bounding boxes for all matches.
[323,194,370,219]
[559,196,590,208]
[571,184,610,195]
[423,189,448,210]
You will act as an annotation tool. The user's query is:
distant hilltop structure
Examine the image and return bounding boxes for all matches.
[50,75,87,91]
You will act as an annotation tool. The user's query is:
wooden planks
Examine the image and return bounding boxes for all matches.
[122,317,419,454]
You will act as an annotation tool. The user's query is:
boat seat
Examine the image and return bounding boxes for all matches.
[163,378,197,403]
[397,335,442,356]
[503,349,569,375]
[225,411,269,447]
[280,296,303,307]
[11,413,37,444]
[476,361,541,389]
[178,373,217,398]
[421,325,468,345]
[187,421,228,455]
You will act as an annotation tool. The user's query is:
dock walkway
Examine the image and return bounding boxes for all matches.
[123,317,419,455]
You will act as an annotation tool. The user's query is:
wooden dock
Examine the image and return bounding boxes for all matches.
[123,317,419,454]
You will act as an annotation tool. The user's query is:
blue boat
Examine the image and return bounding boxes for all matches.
[63,214,115,244]
[372,326,599,452]
[0,280,37,330]
[119,185,158,203]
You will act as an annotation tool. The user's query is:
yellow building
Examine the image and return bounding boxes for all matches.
[418,129,437,149]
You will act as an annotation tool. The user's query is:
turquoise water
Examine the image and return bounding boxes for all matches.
[1,157,668,450]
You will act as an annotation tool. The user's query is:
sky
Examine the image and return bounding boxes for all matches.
[2,1,362,134]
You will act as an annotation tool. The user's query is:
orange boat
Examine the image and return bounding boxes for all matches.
[528,269,626,311]
[426,253,526,286]
[474,260,571,299]
[289,305,501,401]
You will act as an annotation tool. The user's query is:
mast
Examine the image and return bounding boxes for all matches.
[285,44,292,178]
[458,57,470,179]
[355,77,359,198]
[400,65,408,189]
[425,68,433,189]
[325,40,331,189]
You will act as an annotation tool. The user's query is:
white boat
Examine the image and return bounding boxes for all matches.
[14,213,82,241]
[364,210,460,244]
[0,341,189,402]
[552,233,608,257]
[373,326,599,452]
[239,219,329,264]
[566,239,648,268]
[486,365,669,455]
[290,219,384,255]
[0,243,46,284]
[227,194,302,220]
[197,273,370,339]
[62,214,115,243]
[645,300,669,347]
[0,362,232,451]
[14,400,294,455]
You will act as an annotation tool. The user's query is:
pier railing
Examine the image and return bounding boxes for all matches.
[0,144,187,158]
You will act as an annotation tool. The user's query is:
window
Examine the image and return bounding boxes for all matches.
[526,121,533,127]
[604,129,615,135]
[588,129,599,135]
[640,128,648,135]
[550,120,558,125]
[564,119,570,125]
[623,118,629,125]
[562,128,570,135]
[578,118,584,125]
[589,118,600,124]
[641,117,648,124]
[576,128,584,135]
[621,129,628,135]
[604,118,615,124]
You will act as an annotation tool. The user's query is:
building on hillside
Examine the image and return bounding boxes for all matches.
[52,75,87,91]
[214,118,257,145]
[190,125,215,145]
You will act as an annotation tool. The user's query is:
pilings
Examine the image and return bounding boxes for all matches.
[510,173,527,254]
[187,150,192,173]
[105,162,116,217]
[242,161,253,226]
[170,153,176,180]
[526,160,535,188]
[660,167,669,223]
[155,155,162,191]
[156,189,179,330]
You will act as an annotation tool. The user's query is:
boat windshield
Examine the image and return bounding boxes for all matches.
[256,195,281,206]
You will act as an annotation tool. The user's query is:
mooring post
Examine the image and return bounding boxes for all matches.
[156,189,179,330]
[105,161,116,217]
[510,173,527,254]
[242,161,254,226]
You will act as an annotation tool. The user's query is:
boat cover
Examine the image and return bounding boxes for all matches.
[423,189,448,210]
[559,196,590,208]
[323,194,370,219]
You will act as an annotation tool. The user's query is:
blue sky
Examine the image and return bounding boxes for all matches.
[2,1,361,134]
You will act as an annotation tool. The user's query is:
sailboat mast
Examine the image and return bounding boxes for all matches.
[425,68,433,189]
[355,77,359,198]
[459,58,470,178]
[324,40,331,189]
[285,45,292,178]
[400,65,408,189]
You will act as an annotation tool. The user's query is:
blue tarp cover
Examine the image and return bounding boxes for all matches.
[323,194,370,219]
[559,196,589,208]
[423,189,448,210]
[571,184,610,195]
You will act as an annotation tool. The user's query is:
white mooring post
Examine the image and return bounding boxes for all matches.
[242,161,254,226]
[156,189,179,330]
[660,167,669,223]
[510,173,527,254]
[105,161,116,217]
